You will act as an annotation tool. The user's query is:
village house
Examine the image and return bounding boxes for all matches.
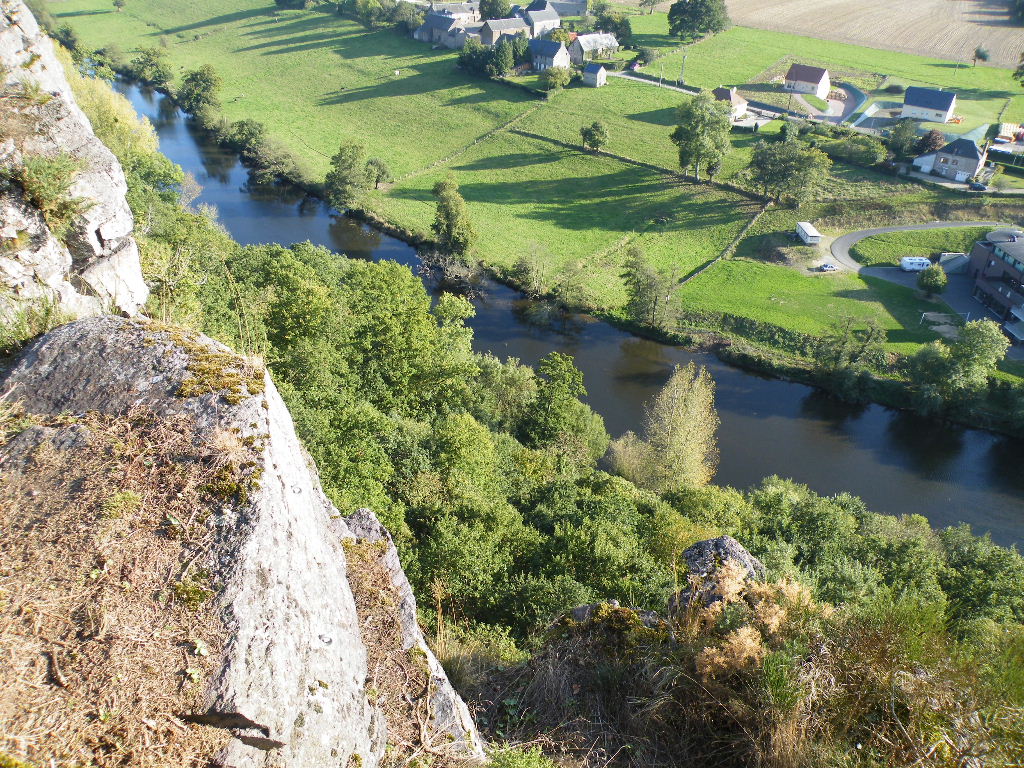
[428,1,479,21]
[413,12,464,45]
[480,17,529,45]
[568,32,618,65]
[582,62,607,87]
[912,138,987,182]
[712,86,748,120]
[523,5,560,37]
[901,86,957,123]
[968,228,1024,343]
[528,38,569,70]
[783,63,830,100]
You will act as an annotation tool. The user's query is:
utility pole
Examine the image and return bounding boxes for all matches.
[679,52,687,86]
[659,61,664,86]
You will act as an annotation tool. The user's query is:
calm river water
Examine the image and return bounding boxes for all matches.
[118,83,1024,546]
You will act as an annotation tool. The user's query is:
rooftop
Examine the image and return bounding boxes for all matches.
[583,62,606,74]
[785,63,828,85]
[528,38,565,57]
[485,16,529,29]
[525,6,560,22]
[986,229,1024,261]
[713,86,747,106]
[574,32,618,51]
[904,86,956,112]
[938,138,984,161]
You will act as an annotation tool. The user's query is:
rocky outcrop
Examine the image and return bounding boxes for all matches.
[668,535,766,614]
[0,316,482,767]
[0,0,147,316]
[346,508,485,759]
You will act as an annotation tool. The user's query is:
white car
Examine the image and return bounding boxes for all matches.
[819,263,838,272]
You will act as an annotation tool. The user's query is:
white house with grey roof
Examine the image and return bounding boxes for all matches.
[568,33,618,65]
[901,87,957,123]
[582,62,606,87]
[428,2,479,21]
[783,64,830,100]
[528,38,569,70]
[480,17,529,45]
[524,5,560,37]
[913,138,987,182]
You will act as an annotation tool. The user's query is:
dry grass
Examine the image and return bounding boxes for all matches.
[0,406,257,767]
[344,539,474,768]
[724,0,1024,68]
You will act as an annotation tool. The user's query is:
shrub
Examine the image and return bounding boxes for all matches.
[1,153,91,241]
[538,66,571,91]
[885,82,906,94]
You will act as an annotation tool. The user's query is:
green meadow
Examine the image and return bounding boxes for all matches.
[849,227,992,266]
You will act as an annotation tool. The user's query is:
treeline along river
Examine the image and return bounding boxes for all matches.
[118,83,1024,547]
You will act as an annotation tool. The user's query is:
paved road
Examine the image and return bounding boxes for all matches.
[829,220,1009,272]
[829,221,1024,359]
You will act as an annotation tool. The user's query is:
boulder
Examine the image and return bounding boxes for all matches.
[668,536,766,614]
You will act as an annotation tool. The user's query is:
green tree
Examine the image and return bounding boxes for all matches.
[480,0,511,18]
[1016,52,1024,86]
[813,317,886,401]
[324,143,370,210]
[128,47,172,86]
[539,66,571,91]
[366,157,392,189]
[580,121,609,152]
[667,0,729,40]
[973,46,990,66]
[391,1,424,31]
[917,263,948,298]
[113,0,126,10]
[549,27,571,43]
[749,139,831,204]
[431,175,475,256]
[825,134,887,166]
[639,0,659,13]
[487,39,515,77]
[670,90,731,180]
[947,320,1009,390]
[887,118,918,159]
[595,11,632,43]
[609,362,719,491]
[917,128,946,154]
[177,65,221,121]
[621,245,673,329]
[458,38,490,75]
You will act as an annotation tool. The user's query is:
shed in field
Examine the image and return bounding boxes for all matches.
[582,62,607,87]
[796,221,821,245]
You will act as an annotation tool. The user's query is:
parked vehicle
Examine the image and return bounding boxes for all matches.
[968,181,988,191]
[820,263,838,272]
[900,256,932,272]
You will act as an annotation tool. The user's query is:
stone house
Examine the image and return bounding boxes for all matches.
[582,62,607,87]
[712,86,748,120]
[913,138,986,182]
[528,38,570,70]
[480,17,529,45]
[524,6,560,37]
[568,32,618,65]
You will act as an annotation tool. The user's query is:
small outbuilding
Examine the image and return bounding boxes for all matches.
[783,64,830,100]
[712,86,748,121]
[568,32,618,65]
[582,62,607,87]
[901,87,956,123]
[795,221,821,245]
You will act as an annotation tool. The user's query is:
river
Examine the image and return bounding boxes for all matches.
[118,82,1024,546]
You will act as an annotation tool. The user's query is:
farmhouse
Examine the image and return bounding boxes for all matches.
[413,12,464,46]
[912,138,987,182]
[712,86,748,120]
[568,33,619,64]
[480,17,529,45]
[582,62,607,87]
[529,38,569,70]
[900,86,956,123]
[783,64,830,100]
[429,1,479,21]
[524,5,560,37]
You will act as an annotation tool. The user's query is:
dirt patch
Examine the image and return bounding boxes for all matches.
[0,406,256,767]
[725,0,1024,68]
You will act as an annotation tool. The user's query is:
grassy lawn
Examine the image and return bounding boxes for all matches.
[372,130,760,305]
[644,25,1024,127]
[676,258,948,352]
[47,0,537,179]
[849,227,991,266]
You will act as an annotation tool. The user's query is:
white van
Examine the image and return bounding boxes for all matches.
[900,256,932,272]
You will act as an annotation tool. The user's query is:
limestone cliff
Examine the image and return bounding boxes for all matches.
[0,0,147,317]
[0,316,483,766]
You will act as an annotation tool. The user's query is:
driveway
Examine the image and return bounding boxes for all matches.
[830,221,1024,360]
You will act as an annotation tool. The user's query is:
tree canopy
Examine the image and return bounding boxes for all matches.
[667,0,729,40]
[670,90,732,180]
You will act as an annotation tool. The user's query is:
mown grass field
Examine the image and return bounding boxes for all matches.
[676,258,950,352]
[370,130,759,304]
[849,227,991,266]
[646,25,1024,127]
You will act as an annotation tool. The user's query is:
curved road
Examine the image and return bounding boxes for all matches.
[829,220,1009,272]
